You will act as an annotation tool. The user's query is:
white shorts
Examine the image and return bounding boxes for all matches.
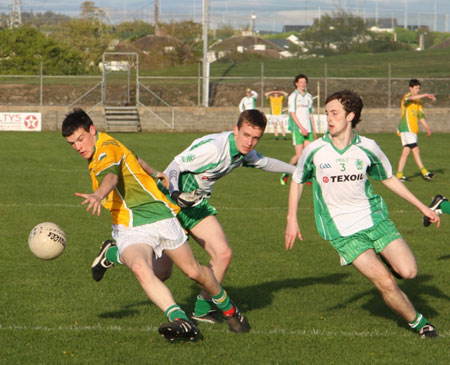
[400,132,418,146]
[112,218,187,258]
[270,115,284,124]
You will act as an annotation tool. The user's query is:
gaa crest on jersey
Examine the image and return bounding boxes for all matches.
[355,159,364,170]
[182,154,196,163]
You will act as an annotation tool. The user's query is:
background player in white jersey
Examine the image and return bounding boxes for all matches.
[281,74,316,185]
[162,109,295,323]
[239,88,258,112]
[285,90,440,338]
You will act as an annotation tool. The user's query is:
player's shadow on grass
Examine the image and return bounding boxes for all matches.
[98,306,142,319]
[437,254,450,261]
[182,272,350,313]
[408,167,445,180]
[326,274,448,329]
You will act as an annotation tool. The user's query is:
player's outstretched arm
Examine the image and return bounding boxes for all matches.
[75,173,118,216]
[382,176,440,227]
[285,180,304,250]
[138,157,169,189]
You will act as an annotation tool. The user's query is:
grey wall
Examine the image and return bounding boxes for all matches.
[1,106,449,134]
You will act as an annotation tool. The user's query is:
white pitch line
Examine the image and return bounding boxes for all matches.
[0,202,411,215]
[0,203,81,208]
[0,324,446,337]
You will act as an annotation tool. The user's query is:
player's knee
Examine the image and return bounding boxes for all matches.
[129,261,154,283]
[216,246,233,268]
[398,266,417,280]
[378,274,399,294]
[183,262,203,282]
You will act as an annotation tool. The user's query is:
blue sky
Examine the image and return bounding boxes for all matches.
[6,0,450,32]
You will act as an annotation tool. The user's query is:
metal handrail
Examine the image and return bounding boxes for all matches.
[138,82,174,129]
[65,81,103,112]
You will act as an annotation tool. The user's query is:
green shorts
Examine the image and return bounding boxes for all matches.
[177,198,217,231]
[292,129,314,145]
[330,219,402,266]
[157,181,217,231]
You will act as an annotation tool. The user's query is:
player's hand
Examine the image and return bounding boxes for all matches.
[422,207,440,228]
[75,192,103,216]
[428,94,436,101]
[156,171,170,190]
[285,220,303,250]
[426,128,432,137]
[171,190,203,208]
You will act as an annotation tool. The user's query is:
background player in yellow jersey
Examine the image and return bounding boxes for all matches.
[61,109,250,342]
[264,88,288,140]
[396,79,436,182]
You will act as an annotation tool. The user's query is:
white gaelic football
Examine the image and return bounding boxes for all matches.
[28,222,66,260]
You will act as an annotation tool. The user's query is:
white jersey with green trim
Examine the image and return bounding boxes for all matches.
[171,131,273,197]
[288,90,314,132]
[292,132,392,240]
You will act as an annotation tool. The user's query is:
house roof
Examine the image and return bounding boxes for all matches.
[211,35,284,52]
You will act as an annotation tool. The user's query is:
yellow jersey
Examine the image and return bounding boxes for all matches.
[269,95,284,115]
[88,132,179,227]
[397,92,425,135]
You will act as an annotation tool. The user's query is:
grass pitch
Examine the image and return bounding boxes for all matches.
[1,131,449,364]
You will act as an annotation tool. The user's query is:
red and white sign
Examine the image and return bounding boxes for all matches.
[0,113,42,131]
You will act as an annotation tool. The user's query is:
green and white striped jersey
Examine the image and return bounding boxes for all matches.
[293,132,392,240]
[287,90,314,132]
[169,131,294,197]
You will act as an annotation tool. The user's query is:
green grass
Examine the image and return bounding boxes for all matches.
[139,47,450,78]
[1,131,449,364]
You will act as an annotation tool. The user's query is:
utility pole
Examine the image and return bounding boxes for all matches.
[202,0,210,107]
[9,0,22,29]
[154,0,160,36]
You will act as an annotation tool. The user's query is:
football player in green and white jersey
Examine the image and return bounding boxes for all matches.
[281,74,317,186]
[285,90,440,339]
[163,109,295,323]
[238,88,258,112]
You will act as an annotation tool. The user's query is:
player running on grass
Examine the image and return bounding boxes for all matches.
[281,74,316,186]
[155,109,294,324]
[396,79,436,182]
[62,108,250,342]
[285,90,440,338]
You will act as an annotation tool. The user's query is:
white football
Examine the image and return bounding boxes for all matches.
[28,222,66,260]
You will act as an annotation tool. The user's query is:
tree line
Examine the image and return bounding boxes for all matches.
[0,2,449,75]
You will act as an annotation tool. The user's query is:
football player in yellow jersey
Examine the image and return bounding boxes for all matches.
[264,88,288,140]
[62,109,250,341]
[396,79,436,182]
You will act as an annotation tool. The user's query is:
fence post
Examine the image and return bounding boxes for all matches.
[198,63,201,107]
[324,63,328,100]
[40,61,43,106]
[388,63,391,109]
[261,62,264,108]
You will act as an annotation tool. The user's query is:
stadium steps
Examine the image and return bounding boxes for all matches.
[105,106,142,132]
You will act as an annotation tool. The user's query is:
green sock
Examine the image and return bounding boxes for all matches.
[194,296,213,317]
[408,312,428,332]
[211,288,232,312]
[440,200,450,214]
[165,304,189,322]
[106,246,120,264]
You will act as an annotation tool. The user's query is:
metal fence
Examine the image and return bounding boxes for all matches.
[1,71,449,109]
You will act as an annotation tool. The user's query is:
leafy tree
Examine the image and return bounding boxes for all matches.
[115,20,154,41]
[300,11,371,55]
[51,18,112,70]
[160,20,201,42]
[214,25,239,39]
[0,26,85,74]
[394,27,417,44]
